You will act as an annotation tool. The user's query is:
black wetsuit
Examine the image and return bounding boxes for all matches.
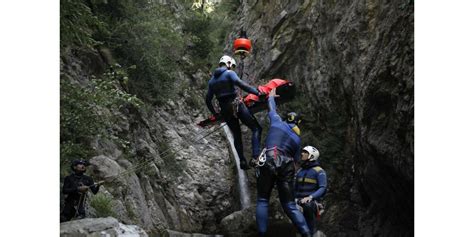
[60,172,99,222]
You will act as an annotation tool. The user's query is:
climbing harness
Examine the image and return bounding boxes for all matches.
[231,97,242,118]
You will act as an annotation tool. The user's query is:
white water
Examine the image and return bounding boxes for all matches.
[222,123,251,209]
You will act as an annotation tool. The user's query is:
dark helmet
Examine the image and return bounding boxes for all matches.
[70,159,89,170]
[285,112,302,125]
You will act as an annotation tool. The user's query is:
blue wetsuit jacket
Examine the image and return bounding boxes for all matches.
[206,67,259,115]
[265,96,301,161]
[295,160,327,201]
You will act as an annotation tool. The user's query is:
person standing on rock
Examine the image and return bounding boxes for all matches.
[60,159,104,222]
[252,87,311,237]
[205,55,263,170]
[295,145,328,236]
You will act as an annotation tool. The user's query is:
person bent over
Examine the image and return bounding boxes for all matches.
[253,88,311,237]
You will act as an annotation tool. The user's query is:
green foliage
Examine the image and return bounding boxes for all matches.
[90,193,116,218]
[60,66,143,174]
[60,0,240,174]
[184,13,214,62]
[60,0,105,49]
[93,1,186,105]
[207,0,240,60]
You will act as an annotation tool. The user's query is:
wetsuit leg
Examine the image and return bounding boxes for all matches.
[220,102,246,162]
[256,166,275,236]
[237,102,262,158]
[77,195,86,218]
[225,116,245,161]
[302,203,317,235]
[276,159,311,236]
[60,199,76,222]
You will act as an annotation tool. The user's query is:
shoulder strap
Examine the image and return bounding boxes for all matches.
[313,166,323,173]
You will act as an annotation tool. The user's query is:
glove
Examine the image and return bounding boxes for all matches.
[257,90,267,102]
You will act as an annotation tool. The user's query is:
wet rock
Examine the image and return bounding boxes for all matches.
[166,230,223,237]
[233,0,413,236]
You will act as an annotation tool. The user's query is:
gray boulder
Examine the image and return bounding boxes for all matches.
[60,217,148,237]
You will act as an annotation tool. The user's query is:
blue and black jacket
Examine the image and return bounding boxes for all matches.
[264,96,301,161]
[206,67,259,115]
[295,160,327,201]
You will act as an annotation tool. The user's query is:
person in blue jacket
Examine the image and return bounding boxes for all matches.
[206,55,263,170]
[252,88,311,237]
[295,145,328,235]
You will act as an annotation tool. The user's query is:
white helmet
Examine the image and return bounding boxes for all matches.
[302,146,320,161]
[219,55,236,69]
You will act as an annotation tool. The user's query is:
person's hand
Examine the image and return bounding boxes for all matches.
[269,88,279,98]
[78,185,89,193]
[301,196,313,204]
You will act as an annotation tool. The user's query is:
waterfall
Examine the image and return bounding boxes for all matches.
[222,123,251,209]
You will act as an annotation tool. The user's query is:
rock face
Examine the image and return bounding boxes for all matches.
[60,0,413,236]
[231,0,414,236]
[60,46,240,234]
[60,217,148,237]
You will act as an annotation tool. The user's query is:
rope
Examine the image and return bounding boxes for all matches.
[104,123,227,182]
[73,193,86,219]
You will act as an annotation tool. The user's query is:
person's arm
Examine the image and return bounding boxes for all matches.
[229,71,259,95]
[267,89,282,124]
[205,82,217,115]
[294,144,301,162]
[309,169,327,200]
[88,177,101,194]
[62,176,77,195]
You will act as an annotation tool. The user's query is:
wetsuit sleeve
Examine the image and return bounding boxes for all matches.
[205,81,217,115]
[294,171,300,195]
[62,176,77,195]
[229,71,259,95]
[294,145,301,162]
[267,96,282,124]
[87,177,100,194]
[310,170,327,200]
